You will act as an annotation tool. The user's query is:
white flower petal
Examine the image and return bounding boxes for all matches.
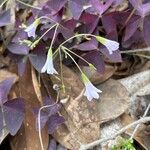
[105,40,119,54]
[25,24,37,38]
[84,82,102,101]
[84,89,93,101]
[41,57,58,75]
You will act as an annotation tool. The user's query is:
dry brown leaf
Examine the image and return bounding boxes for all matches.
[31,66,43,104]
[82,64,117,85]
[0,69,18,82]
[10,62,49,150]
[51,65,101,149]
[119,70,150,118]
[0,56,10,68]
[97,79,130,123]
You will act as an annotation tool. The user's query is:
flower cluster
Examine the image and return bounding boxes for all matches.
[24,19,120,101]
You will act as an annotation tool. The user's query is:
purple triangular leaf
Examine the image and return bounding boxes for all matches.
[0,9,11,27]
[91,0,113,16]
[3,98,25,135]
[29,43,46,72]
[79,51,105,73]
[73,38,98,51]
[68,1,83,20]
[124,17,141,41]
[43,97,61,116]
[100,47,122,62]
[48,139,57,150]
[7,43,29,55]
[36,110,49,130]
[102,13,117,37]
[48,114,65,134]
[43,0,67,15]
[0,78,16,104]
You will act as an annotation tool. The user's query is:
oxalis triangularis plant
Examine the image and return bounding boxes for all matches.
[1,0,150,150]
[24,16,119,150]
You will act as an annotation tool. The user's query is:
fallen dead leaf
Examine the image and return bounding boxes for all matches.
[98,79,130,123]
[51,65,101,149]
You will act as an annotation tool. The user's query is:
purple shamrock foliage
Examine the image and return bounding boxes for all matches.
[0,78,25,135]
[123,0,150,46]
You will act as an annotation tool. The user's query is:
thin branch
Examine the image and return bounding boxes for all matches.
[130,103,150,139]
[79,116,150,150]
[120,47,150,54]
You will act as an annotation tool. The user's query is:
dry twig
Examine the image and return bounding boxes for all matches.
[79,116,150,150]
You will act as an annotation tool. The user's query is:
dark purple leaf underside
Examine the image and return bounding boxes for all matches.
[0,9,11,27]
[48,114,65,134]
[0,77,16,104]
[3,98,25,135]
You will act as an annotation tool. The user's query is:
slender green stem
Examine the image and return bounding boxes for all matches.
[62,46,93,66]
[62,48,83,73]
[0,0,8,8]
[54,33,96,56]
[131,53,150,59]
[38,24,58,42]
[120,47,150,54]
[48,24,59,52]
[39,16,71,31]
[31,23,57,48]
[16,0,42,10]
[59,34,96,48]
[58,48,65,93]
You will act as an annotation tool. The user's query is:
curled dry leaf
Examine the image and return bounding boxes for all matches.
[119,70,150,118]
[51,65,101,149]
[97,79,130,123]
